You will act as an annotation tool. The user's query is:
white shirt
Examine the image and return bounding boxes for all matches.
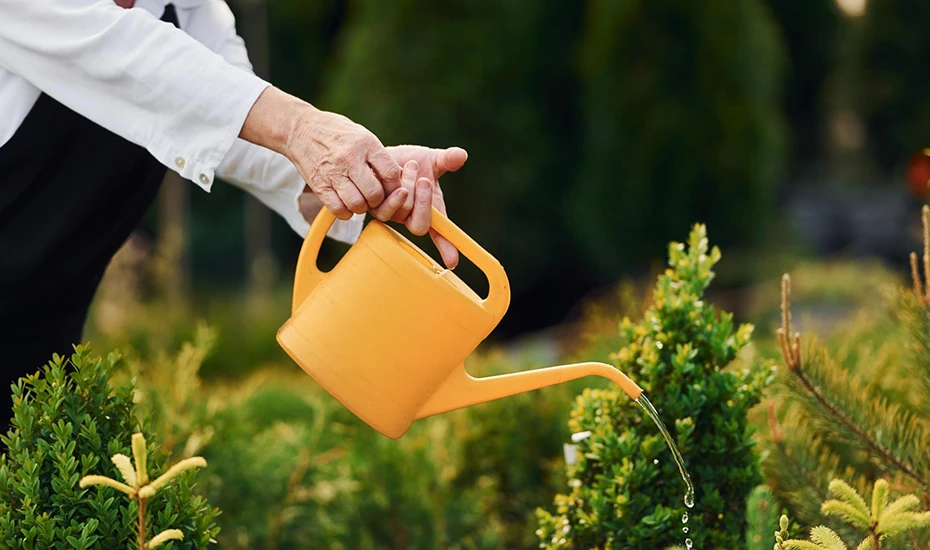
[0,0,363,243]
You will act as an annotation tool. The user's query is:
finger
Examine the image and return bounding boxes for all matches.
[431,229,459,270]
[406,177,433,236]
[390,160,418,223]
[371,187,409,222]
[351,165,385,208]
[332,176,368,214]
[429,189,459,268]
[316,187,352,220]
[367,146,403,189]
[434,146,468,177]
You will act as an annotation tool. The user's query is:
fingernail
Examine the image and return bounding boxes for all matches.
[417,178,431,191]
[406,160,419,171]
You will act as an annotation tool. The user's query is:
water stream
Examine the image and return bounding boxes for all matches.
[635,394,695,548]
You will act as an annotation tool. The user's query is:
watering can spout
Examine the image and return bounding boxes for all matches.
[415,361,643,421]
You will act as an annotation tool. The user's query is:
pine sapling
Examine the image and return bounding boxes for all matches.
[79,432,207,549]
[774,479,930,550]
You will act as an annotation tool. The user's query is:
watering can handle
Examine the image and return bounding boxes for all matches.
[427,207,511,322]
[292,206,511,321]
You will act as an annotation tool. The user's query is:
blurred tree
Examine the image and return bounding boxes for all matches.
[319,0,588,336]
[570,0,788,282]
[764,0,841,169]
[857,0,930,172]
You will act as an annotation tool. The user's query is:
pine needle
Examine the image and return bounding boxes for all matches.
[110,454,137,488]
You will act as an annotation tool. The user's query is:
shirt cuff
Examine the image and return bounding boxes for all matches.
[153,71,269,192]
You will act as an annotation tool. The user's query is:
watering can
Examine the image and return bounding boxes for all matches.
[277,206,643,439]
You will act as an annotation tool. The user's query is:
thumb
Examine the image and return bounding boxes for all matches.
[435,147,468,177]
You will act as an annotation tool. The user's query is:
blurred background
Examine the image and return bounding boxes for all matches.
[71,2,930,547]
[103,0,929,344]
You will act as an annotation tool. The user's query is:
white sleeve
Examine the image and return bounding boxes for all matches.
[190,0,364,243]
[0,0,270,191]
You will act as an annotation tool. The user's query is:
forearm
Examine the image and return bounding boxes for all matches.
[238,86,312,157]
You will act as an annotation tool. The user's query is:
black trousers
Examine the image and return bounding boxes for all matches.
[0,92,167,432]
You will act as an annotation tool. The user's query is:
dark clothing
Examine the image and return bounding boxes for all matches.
[0,5,179,430]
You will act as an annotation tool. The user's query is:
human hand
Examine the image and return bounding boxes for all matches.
[380,145,468,268]
[283,104,405,221]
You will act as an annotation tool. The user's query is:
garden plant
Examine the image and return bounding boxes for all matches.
[536,223,772,549]
[0,347,219,549]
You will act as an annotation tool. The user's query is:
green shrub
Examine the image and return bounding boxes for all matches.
[536,223,772,549]
[0,346,219,549]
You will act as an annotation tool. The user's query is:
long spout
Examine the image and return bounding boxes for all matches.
[415,362,643,420]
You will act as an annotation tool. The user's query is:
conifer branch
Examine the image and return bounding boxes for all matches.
[789,359,926,489]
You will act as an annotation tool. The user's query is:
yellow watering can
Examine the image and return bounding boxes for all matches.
[277,206,643,439]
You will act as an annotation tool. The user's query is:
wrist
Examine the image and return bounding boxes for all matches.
[239,86,311,156]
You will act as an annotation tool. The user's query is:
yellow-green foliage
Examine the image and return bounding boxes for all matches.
[775,479,930,550]
[80,433,208,549]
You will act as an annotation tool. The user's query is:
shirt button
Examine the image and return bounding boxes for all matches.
[174,157,185,169]
[199,173,210,185]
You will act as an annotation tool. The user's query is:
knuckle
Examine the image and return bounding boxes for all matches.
[360,133,379,149]
[346,198,367,214]
[367,187,385,205]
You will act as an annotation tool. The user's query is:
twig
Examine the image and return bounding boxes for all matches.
[138,497,147,550]
[778,275,801,371]
[870,521,881,550]
[911,252,923,298]
[920,205,930,301]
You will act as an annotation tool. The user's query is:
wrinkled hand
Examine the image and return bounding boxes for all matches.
[379,145,468,268]
[284,106,405,221]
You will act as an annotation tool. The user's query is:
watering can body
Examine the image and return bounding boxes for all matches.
[277,206,642,439]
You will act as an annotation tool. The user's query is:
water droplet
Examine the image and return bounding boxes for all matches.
[685,538,693,549]
[684,488,695,508]
[682,512,688,523]
[653,459,659,465]
[571,430,592,443]
[683,527,689,534]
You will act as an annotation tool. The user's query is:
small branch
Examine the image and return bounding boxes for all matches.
[870,520,881,550]
[778,275,801,371]
[911,252,923,299]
